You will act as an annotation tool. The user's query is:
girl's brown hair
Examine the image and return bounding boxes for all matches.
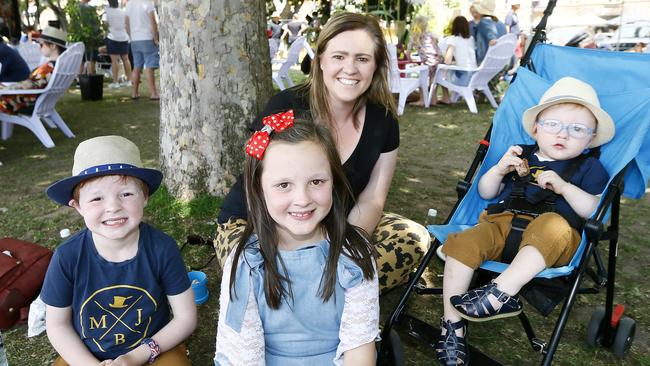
[298,12,396,129]
[451,16,471,39]
[229,120,375,309]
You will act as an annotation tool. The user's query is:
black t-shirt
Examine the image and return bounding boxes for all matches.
[0,42,30,82]
[217,87,400,223]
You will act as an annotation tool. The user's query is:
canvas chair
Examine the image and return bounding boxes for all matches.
[427,33,517,113]
[271,37,313,90]
[0,42,85,148]
[387,43,429,116]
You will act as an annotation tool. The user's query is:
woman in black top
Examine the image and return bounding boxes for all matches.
[216,12,430,292]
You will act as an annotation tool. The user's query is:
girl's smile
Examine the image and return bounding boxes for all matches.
[261,140,334,250]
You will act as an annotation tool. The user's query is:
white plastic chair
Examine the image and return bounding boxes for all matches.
[17,42,45,71]
[0,42,85,148]
[271,37,312,90]
[426,33,517,113]
[387,44,429,116]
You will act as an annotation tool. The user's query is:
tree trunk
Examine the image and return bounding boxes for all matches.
[159,0,273,200]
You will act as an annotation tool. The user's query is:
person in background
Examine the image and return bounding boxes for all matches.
[104,0,132,89]
[282,13,307,46]
[0,38,30,82]
[443,16,477,91]
[268,12,283,58]
[505,0,521,35]
[409,15,448,106]
[470,0,500,65]
[0,27,65,114]
[125,0,160,100]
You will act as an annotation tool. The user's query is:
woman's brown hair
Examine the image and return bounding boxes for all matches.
[229,120,376,309]
[298,12,396,129]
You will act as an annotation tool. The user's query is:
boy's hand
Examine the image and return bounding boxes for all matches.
[495,145,524,175]
[536,170,570,195]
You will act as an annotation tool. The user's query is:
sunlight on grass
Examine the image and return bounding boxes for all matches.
[399,187,411,193]
[406,177,422,183]
[28,154,48,159]
[434,123,459,129]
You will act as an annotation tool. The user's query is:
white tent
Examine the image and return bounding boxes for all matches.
[547,12,609,28]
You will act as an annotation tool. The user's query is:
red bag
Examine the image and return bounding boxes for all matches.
[0,238,53,330]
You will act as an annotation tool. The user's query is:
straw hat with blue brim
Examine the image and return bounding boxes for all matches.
[522,77,615,148]
[36,26,68,48]
[47,136,163,206]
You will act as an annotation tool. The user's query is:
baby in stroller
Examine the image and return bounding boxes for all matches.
[436,76,615,366]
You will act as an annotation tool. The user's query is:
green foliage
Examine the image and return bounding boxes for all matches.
[65,0,103,50]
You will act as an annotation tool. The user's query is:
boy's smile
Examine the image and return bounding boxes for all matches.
[261,141,333,250]
[70,176,147,250]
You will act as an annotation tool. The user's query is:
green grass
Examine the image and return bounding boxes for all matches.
[1,81,648,365]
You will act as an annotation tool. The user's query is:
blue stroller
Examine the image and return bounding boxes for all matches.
[377,2,650,365]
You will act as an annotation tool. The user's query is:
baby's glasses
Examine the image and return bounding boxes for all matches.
[536,119,595,139]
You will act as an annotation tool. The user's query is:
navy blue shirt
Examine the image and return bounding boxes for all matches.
[0,42,30,82]
[473,17,499,65]
[495,153,609,226]
[41,223,190,360]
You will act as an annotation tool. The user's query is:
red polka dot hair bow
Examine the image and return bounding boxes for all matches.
[245,109,295,160]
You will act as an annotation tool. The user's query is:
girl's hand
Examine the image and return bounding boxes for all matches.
[494,145,524,175]
[536,170,569,195]
[98,360,113,366]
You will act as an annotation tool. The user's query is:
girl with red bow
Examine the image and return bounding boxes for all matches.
[215,118,379,365]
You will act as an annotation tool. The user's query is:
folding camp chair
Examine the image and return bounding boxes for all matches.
[377,3,650,365]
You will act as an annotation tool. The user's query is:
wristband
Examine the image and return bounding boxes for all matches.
[141,338,161,364]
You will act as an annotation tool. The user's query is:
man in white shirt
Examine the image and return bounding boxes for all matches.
[125,0,160,100]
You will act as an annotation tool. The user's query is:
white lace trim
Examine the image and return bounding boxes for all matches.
[215,251,380,366]
[214,253,265,366]
[334,267,380,365]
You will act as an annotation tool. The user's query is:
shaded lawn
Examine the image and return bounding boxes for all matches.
[1,83,648,366]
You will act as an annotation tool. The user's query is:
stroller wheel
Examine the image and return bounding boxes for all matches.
[586,306,605,347]
[612,317,635,358]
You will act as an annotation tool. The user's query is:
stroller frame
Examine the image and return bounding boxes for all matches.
[377,1,637,364]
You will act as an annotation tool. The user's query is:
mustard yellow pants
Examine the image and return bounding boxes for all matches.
[442,211,581,270]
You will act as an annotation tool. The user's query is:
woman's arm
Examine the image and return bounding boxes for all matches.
[112,289,197,365]
[46,305,103,366]
[347,149,398,235]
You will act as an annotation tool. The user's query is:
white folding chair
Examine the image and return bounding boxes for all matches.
[0,42,85,148]
[427,33,517,113]
[387,44,429,116]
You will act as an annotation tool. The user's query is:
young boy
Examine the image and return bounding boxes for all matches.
[41,136,196,366]
[435,77,615,366]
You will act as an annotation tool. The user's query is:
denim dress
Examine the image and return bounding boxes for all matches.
[224,237,364,365]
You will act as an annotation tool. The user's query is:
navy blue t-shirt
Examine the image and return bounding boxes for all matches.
[40,223,190,360]
[495,152,609,226]
[0,42,30,82]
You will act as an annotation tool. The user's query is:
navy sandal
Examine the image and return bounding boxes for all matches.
[450,282,523,322]
[436,318,468,366]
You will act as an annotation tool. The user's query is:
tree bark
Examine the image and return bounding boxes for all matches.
[159,0,273,200]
